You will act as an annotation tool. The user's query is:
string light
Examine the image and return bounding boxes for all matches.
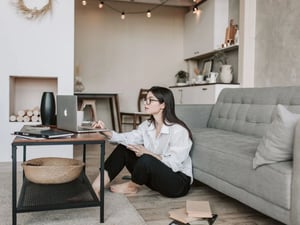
[193,0,207,15]
[81,0,169,20]
[121,12,125,20]
[98,1,103,9]
[192,6,198,14]
[146,10,151,18]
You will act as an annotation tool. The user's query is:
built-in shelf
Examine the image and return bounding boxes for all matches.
[185,44,238,61]
[9,76,57,122]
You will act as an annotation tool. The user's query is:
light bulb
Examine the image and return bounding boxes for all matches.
[98,1,103,8]
[82,0,87,6]
[147,10,151,18]
[193,6,198,14]
[121,12,125,20]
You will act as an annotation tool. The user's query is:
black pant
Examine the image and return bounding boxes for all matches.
[104,144,191,198]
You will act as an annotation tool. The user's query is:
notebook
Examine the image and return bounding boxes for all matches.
[14,125,74,139]
[56,95,108,133]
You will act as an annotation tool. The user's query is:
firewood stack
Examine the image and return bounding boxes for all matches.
[10,106,41,122]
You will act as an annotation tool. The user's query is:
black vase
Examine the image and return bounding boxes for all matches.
[40,92,56,125]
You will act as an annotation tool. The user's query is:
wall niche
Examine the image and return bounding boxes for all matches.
[9,76,57,122]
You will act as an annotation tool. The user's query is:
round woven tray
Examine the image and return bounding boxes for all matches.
[22,157,85,184]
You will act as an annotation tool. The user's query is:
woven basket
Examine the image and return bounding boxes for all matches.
[22,157,85,184]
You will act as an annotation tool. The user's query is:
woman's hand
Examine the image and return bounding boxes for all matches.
[127,145,162,160]
[127,145,147,157]
[92,120,112,138]
[92,120,106,129]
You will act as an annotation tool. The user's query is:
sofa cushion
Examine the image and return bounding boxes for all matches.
[191,128,292,210]
[253,104,300,169]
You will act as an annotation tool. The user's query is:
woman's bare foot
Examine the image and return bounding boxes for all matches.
[92,170,110,199]
[110,181,139,194]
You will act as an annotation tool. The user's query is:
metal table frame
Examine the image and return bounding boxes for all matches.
[11,133,106,225]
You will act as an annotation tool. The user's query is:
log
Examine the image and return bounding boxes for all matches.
[17,115,24,122]
[31,115,39,122]
[23,115,30,122]
[10,115,17,122]
[26,110,33,117]
[17,110,25,117]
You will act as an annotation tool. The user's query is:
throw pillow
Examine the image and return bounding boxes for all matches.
[253,104,300,169]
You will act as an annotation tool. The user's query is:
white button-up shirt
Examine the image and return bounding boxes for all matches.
[110,120,193,183]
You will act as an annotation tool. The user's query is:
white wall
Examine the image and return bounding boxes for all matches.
[0,1,75,161]
[75,1,187,113]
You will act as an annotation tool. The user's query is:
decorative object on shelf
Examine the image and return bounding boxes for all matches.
[193,67,204,84]
[175,70,189,85]
[74,65,85,92]
[213,51,233,83]
[207,72,219,83]
[40,92,56,125]
[15,0,52,20]
[202,60,213,77]
[234,25,239,45]
[223,19,238,48]
[220,65,233,83]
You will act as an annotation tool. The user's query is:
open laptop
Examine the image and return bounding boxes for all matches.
[57,95,108,133]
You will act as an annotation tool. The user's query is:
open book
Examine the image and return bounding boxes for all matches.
[169,208,198,224]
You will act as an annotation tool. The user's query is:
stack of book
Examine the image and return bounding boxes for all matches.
[169,200,215,225]
[13,125,74,139]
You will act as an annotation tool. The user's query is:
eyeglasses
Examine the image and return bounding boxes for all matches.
[143,98,159,105]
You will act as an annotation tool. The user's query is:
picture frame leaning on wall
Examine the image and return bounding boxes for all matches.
[202,60,213,76]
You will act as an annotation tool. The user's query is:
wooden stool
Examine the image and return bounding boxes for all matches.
[80,99,97,121]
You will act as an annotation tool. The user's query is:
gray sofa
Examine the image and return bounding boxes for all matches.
[175,86,300,225]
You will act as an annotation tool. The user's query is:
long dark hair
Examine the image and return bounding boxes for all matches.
[147,86,193,140]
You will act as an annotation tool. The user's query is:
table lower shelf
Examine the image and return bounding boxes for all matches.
[17,174,100,213]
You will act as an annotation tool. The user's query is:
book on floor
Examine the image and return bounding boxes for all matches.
[169,200,213,224]
[186,200,212,218]
[169,208,199,224]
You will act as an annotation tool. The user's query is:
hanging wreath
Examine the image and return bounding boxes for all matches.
[16,0,52,19]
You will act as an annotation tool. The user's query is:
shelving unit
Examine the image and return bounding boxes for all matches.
[170,83,239,104]
[185,44,238,61]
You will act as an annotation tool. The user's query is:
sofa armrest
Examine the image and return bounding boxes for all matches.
[291,120,300,225]
[175,104,214,129]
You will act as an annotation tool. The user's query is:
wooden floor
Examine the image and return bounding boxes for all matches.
[75,142,285,225]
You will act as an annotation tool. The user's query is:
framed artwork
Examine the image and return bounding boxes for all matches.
[202,60,213,76]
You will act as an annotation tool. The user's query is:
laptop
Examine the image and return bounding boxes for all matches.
[56,95,108,133]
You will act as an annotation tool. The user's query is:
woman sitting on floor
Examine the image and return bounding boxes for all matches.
[92,86,193,198]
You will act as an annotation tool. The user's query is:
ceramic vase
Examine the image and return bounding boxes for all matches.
[220,65,233,83]
[40,92,56,125]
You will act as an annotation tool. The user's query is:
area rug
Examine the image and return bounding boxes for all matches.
[0,163,146,225]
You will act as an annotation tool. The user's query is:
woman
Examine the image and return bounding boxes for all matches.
[92,86,193,198]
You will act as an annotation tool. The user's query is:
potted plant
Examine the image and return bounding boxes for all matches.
[213,51,233,83]
[213,50,228,65]
[175,70,189,85]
